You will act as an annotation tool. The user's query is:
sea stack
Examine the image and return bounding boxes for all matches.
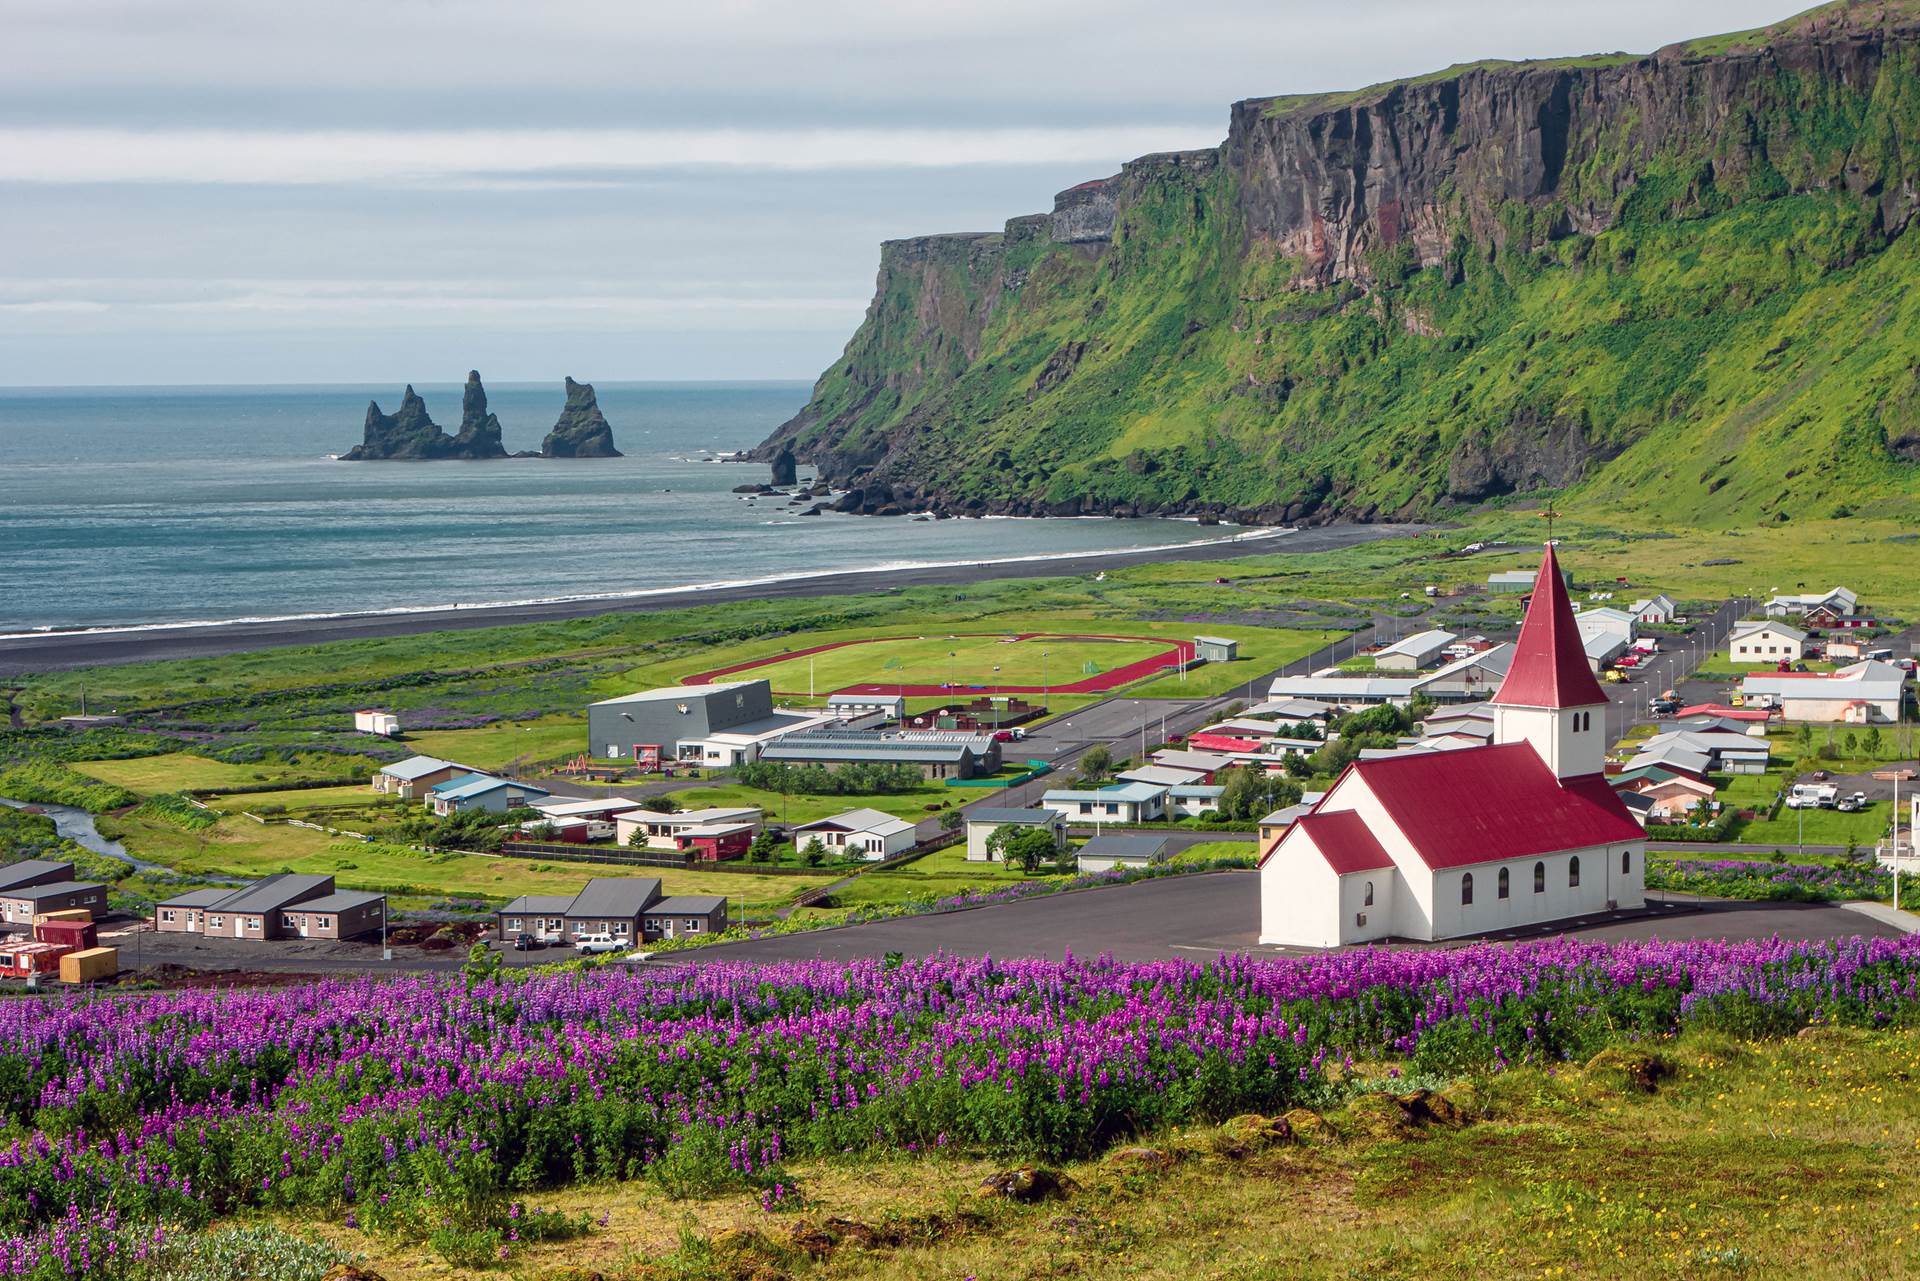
[341,375,508,460]
[770,442,797,487]
[540,377,622,458]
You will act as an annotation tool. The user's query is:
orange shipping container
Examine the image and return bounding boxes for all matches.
[58,947,117,984]
[36,908,93,925]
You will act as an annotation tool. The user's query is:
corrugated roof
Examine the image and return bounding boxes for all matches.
[1349,742,1643,870]
[565,877,663,917]
[1492,547,1610,710]
[1294,809,1394,875]
[1376,629,1456,659]
[0,859,74,892]
[591,681,760,706]
[378,755,458,781]
[203,873,334,915]
[966,807,1057,826]
[1043,782,1167,803]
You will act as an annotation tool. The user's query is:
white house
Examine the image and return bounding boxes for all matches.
[1040,782,1168,825]
[614,806,764,850]
[1373,630,1457,672]
[1259,548,1645,948]
[426,773,551,816]
[1575,606,1638,644]
[791,808,917,860]
[1629,595,1677,626]
[1168,784,1226,817]
[964,807,1068,861]
[1728,621,1807,665]
[1740,660,1907,724]
[1077,834,1171,873]
[1765,587,1859,619]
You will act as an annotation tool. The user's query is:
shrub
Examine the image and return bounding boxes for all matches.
[0,762,136,813]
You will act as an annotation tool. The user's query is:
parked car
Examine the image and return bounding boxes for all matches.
[573,933,624,955]
[1811,770,1830,782]
[1648,698,1681,715]
[511,934,543,952]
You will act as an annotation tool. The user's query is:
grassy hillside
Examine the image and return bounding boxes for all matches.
[774,1,1920,527]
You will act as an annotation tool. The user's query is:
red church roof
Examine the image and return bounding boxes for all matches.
[1345,743,1644,870]
[1285,810,1394,875]
[1490,545,1609,710]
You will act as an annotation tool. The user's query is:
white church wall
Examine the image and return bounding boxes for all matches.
[1257,830,1344,948]
[1425,840,1642,938]
[1338,870,1396,944]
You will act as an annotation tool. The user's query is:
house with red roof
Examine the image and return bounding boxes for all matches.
[1259,547,1646,947]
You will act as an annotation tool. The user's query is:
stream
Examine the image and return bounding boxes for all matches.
[0,797,174,875]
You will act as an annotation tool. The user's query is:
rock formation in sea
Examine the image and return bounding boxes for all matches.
[769,443,797,487]
[540,377,623,458]
[342,372,510,460]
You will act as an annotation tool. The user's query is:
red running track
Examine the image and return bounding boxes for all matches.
[680,632,1196,697]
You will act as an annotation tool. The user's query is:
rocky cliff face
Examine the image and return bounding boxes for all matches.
[760,0,1920,524]
[540,377,622,458]
[343,375,509,461]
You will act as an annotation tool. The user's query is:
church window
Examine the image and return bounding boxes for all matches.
[1533,862,1545,893]
[1363,881,1375,907]
[1498,868,1510,899]
[1622,850,1632,874]
[1461,873,1474,906]
[1569,856,1582,888]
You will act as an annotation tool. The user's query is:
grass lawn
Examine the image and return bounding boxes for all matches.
[404,715,583,772]
[200,784,399,817]
[731,633,1171,695]
[71,752,373,794]
[1168,839,1258,864]
[829,844,1061,908]
[292,1026,1920,1281]
[656,781,956,828]
[1737,800,1892,848]
[99,812,835,911]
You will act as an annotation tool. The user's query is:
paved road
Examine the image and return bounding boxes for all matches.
[1605,594,1752,744]
[0,524,1434,674]
[657,872,1907,965]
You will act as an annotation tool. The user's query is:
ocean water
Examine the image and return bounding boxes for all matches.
[0,382,1259,632]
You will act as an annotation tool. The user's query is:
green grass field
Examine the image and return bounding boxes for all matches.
[827,844,1060,908]
[655,781,955,828]
[200,784,398,816]
[71,752,373,794]
[97,811,834,912]
[1169,839,1258,864]
[725,633,1170,696]
[403,716,584,771]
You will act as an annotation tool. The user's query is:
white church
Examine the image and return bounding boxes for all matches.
[1259,547,1646,947]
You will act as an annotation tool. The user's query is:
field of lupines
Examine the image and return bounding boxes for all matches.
[1646,857,1896,902]
[5,935,1920,1277]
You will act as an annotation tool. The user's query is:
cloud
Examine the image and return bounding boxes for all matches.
[0,125,1221,186]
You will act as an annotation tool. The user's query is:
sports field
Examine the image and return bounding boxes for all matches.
[682,631,1187,697]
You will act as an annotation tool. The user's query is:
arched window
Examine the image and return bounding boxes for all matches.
[1498,867,1510,899]
[1533,862,1546,893]
[1363,880,1375,907]
[1461,872,1474,906]
[1569,855,1582,888]
[1622,849,1632,874]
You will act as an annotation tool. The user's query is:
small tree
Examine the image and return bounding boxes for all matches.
[1079,745,1114,783]
[1844,730,1860,759]
[650,793,681,815]
[627,826,650,849]
[1796,722,1815,756]
[995,826,1061,873]
[801,837,827,867]
[462,941,501,989]
[748,828,779,864]
[939,808,964,833]
[1864,726,1883,759]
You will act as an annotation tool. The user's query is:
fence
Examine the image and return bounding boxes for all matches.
[488,841,844,876]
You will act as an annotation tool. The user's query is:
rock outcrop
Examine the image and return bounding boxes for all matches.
[343,375,509,461]
[755,0,1920,522]
[769,443,797,486]
[540,377,622,458]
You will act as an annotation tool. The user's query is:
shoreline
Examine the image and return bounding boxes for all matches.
[0,522,1432,673]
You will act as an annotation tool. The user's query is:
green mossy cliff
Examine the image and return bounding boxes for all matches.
[759,0,1920,525]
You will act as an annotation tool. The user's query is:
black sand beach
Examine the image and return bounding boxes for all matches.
[0,524,1433,673]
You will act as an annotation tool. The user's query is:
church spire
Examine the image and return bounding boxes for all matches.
[1490,544,1609,710]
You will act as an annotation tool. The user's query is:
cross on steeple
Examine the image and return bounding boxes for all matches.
[1541,499,1561,546]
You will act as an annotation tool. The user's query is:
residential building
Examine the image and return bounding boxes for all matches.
[0,881,108,931]
[1740,660,1907,723]
[1582,631,1629,672]
[1119,763,1211,790]
[372,755,468,799]
[1575,607,1638,643]
[792,808,917,860]
[1077,834,1171,873]
[1040,782,1168,825]
[1169,784,1226,817]
[1764,587,1859,619]
[155,874,383,940]
[1728,621,1807,664]
[497,878,726,945]
[964,807,1068,861]
[1249,698,1341,725]
[1259,547,1645,948]
[758,729,1002,780]
[587,680,837,768]
[427,773,550,816]
[1372,630,1456,672]
[1616,773,1717,821]
[1629,595,1677,625]
[826,692,906,723]
[0,860,76,895]
[613,806,763,851]
[670,822,756,861]
[1415,644,1514,701]
[1194,636,1239,664]
[1635,729,1770,774]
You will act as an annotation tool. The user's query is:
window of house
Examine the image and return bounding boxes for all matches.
[1363,881,1374,907]
[245,918,260,930]
[160,910,175,923]
[506,919,521,931]
[1498,868,1510,899]
[1461,873,1474,906]
[210,916,224,928]
[686,920,702,933]
[1622,850,1632,874]
[283,914,298,928]
[1533,862,1545,893]
[1569,856,1582,888]
[613,922,629,935]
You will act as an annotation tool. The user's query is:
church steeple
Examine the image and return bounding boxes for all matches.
[1489,544,1609,779]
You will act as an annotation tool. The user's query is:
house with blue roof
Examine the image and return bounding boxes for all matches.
[1039,781,1168,824]
[427,772,551,816]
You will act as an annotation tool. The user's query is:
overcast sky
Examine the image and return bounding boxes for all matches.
[1,0,1809,386]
